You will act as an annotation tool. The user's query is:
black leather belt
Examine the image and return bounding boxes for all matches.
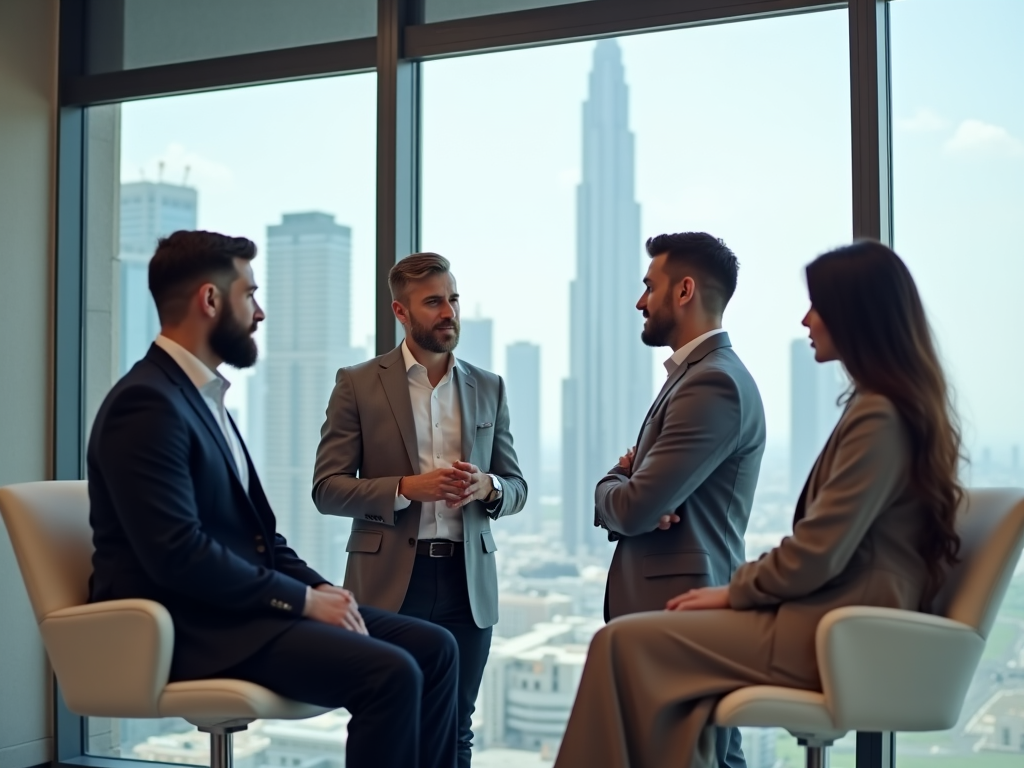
[416,540,463,558]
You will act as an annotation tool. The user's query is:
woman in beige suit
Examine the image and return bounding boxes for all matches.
[553,241,964,768]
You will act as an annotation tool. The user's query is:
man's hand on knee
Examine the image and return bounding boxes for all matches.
[303,585,369,635]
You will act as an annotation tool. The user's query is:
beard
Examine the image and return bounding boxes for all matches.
[210,305,259,368]
[409,312,460,354]
[640,305,674,348]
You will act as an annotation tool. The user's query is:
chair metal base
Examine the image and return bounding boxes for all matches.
[198,720,251,768]
[797,737,834,768]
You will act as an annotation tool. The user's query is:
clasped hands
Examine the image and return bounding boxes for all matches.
[398,462,493,508]
[303,584,368,634]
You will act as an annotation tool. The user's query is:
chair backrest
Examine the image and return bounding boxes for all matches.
[0,481,93,623]
[934,487,1024,637]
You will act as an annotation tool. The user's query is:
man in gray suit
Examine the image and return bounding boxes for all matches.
[313,252,527,768]
[595,232,766,768]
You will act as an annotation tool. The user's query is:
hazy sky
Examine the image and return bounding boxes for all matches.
[117,0,1024,473]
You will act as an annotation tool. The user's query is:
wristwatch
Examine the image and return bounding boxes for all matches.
[485,475,503,507]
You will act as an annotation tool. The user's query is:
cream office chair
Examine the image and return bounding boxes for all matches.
[715,488,1024,768]
[0,480,331,768]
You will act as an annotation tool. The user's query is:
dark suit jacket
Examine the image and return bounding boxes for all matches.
[596,332,766,619]
[88,344,327,680]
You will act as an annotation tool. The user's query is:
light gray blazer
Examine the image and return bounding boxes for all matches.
[596,332,766,619]
[312,345,527,628]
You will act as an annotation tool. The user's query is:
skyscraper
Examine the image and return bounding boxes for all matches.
[562,40,651,555]
[258,212,359,582]
[789,338,846,494]
[118,181,198,373]
[459,316,494,370]
[506,342,541,532]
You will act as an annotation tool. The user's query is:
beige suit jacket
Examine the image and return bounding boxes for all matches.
[312,345,527,628]
[729,391,930,684]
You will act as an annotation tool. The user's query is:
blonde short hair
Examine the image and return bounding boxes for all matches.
[388,252,451,301]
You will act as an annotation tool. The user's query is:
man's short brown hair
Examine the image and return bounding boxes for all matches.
[388,252,451,302]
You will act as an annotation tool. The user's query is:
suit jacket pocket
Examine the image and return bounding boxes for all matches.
[642,551,711,578]
[346,530,383,554]
[480,530,497,554]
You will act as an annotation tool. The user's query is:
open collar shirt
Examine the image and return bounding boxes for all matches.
[154,335,249,492]
[394,340,465,542]
[663,328,728,377]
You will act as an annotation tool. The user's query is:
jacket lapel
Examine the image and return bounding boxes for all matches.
[378,346,420,474]
[637,332,734,445]
[147,345,246,489]
[229,416,276,558]
[456,362,478,462]
[794,393,856,524]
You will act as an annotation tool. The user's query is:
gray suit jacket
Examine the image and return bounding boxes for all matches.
[312,345,527,628]
[730,391,929,685]
[596,332,766,619]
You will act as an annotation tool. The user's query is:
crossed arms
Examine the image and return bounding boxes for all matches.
[595,369,743,538]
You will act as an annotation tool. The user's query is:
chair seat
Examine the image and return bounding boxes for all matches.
[159,679,332,728]
[714,686,847,743]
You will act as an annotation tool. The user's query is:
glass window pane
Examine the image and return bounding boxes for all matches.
[422,9,850,761]
[86,0,376,74]
[423,0,593,24]
[891,1,1024,764]
[83,73,376,760]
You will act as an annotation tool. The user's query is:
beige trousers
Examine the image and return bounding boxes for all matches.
[553,608,818,768]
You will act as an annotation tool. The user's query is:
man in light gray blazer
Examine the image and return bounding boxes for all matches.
[313,252,527,768]
[595,232,766,768]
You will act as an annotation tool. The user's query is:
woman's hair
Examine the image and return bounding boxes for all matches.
[806,240,963,604]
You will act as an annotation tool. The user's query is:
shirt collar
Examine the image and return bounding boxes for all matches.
[401,339,457,383]
[155,335,230,399]
[664,328,727,376]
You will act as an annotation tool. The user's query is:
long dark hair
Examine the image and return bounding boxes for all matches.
[806,240,963,604]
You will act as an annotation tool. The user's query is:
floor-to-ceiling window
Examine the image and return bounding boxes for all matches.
[421,9,851,762]
[891,2,1024,765]
[58,2,993,767]
[84,73,377,764]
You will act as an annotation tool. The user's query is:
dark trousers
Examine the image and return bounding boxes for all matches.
[717,727,747,768]
[218,606,458,768]
[400,545,492,768]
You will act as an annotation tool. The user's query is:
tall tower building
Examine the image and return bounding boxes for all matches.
[562,40,651,555]
[506,342,541,533]
[118,181,198,373]
[458,317,494,370]
[259,212,358,582]
[789,339,846,494]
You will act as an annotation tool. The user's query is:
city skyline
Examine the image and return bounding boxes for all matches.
[103,3,1024,762]
[506,342,542,534]
[561,39,652,556]
[118,180,198,374]
[257,211,361,583]
[788,339,846,494]
[459,316,495,371]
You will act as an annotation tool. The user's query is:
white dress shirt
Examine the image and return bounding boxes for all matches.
[155,335,249,491]
[394,340,465,541]
[663,328,727,377]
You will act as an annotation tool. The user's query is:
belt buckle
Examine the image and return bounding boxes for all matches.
[428,541,452,558]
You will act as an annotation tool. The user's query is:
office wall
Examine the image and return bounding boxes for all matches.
[0,0,59,766]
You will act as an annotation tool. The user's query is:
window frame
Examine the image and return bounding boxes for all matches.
[53,1,894,767]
